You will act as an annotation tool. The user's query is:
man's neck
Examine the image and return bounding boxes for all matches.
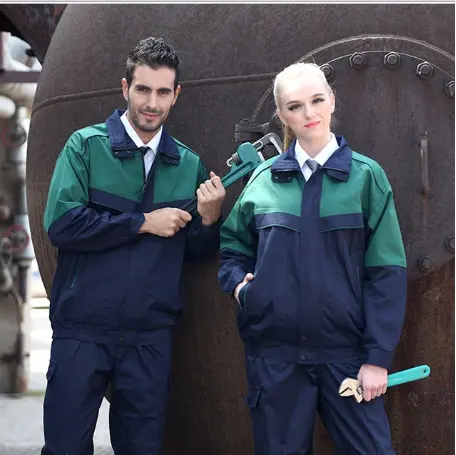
[126,111,159,144]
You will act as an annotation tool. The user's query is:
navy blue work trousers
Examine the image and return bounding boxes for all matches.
[41,337,172,455]
[245,355,396,455]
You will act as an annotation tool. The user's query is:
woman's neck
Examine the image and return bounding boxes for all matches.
[297,133,332,158]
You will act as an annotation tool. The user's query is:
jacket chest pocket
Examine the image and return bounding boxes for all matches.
[254,213,301,274]
[320,213,367,257]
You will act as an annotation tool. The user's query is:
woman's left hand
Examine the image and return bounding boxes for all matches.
[357,364,388,402]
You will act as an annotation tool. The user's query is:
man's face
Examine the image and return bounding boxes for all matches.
[122,65,181,136]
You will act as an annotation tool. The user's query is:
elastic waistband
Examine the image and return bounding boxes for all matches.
[245,344,364,364]
[52,323,174,345]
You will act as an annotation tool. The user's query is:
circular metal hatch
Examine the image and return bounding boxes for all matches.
[251,35,455,280]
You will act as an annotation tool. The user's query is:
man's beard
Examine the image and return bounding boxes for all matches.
[127,98,164,133]
[130,109,163,133]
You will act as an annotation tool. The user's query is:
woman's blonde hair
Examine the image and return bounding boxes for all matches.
[273,62,334,150]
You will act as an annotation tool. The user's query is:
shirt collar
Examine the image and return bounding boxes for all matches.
[120,110,163,153]
[294,132,339,169]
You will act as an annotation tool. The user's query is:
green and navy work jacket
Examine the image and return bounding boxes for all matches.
[44,109,220,344]
[218,137,406,369]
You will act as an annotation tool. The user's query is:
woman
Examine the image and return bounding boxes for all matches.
[218,62,407,454]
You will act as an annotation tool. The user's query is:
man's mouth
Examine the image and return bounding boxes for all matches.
[141,111,161,119]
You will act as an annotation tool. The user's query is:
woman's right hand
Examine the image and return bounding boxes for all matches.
[234,273,255,304]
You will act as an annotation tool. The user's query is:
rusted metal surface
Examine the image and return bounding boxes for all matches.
[24,4,454,454]
[0,5,66,63]
[254,38,455,281]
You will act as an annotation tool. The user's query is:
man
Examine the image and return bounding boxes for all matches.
[42,37,225,454]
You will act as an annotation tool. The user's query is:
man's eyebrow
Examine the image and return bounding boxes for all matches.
[134,84,173,92]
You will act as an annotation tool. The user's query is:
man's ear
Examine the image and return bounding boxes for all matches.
[121,78,129,102]
[172,84,181,106]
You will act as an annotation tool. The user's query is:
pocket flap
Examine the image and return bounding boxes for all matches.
[245,385,262,408]
[46,360,56,381]
[255,213,300,232]
[320,213,364,232]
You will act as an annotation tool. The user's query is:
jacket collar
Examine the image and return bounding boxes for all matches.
[106,109,180,164]
[270,136,352,182]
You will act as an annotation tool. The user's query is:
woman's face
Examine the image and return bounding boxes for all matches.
[277,74,335,144]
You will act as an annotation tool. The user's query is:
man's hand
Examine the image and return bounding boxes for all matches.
[139,208,192,237]
[234,273,254,304]
[357,364,388,402]
[197,171,226,226]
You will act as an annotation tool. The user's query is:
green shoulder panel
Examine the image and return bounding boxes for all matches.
[152,138,203,204]
[241,156,303,218]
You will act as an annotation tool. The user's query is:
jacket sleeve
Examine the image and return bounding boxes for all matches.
[218,188,257,296]
[44,133,145,253]
[363,184,407,370]
[185,159,222,262]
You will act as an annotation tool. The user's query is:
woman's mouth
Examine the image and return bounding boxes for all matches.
[304,121,320,128]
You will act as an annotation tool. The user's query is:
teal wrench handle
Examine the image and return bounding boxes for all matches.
[387,365,431,388]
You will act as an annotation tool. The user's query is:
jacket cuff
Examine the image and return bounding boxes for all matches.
[364,348,394,370]
[131,212,146,233]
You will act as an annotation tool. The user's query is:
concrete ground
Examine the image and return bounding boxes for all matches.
[0,302,113,454]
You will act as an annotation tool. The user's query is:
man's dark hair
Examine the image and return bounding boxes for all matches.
[125,37,180,89]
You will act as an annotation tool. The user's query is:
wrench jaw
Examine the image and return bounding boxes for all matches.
[338,378,364,404]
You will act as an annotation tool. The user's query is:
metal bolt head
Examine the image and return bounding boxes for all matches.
[416,62,434,79]
[446,236,455,253]
[384,52,400,69]
[444,81,455,98]
[320,64,335,80]
[349,53,366,69]
[418,256,435,273]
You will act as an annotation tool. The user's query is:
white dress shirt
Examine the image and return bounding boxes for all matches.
[120,111,163,179]
[294,133,339,181]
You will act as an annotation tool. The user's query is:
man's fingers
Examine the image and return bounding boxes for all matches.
[175,209,192,223]
[177,219,187,229]
[209,174,224,190]
[199,182,212,198]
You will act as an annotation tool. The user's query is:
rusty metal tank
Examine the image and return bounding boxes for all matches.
[25,4,454,454]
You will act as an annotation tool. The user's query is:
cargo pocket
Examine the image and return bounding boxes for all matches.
[245,385,261,409]
[46,360,56,381]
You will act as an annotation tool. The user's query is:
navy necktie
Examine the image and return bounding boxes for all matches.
[306,159,320,173]
[140,146,149,157]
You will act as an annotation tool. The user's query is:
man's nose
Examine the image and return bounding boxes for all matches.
[146,91,158,110]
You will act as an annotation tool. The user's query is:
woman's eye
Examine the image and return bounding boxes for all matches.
[313,98,325,104]
[288,104,300,111]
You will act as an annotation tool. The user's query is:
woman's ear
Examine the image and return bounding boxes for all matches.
[276,108,288,126]
[330,93,335,114]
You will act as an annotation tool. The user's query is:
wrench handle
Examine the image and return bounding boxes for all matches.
[387,365,431,388]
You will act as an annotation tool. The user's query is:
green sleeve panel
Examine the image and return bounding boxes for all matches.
[365,187,406,269]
